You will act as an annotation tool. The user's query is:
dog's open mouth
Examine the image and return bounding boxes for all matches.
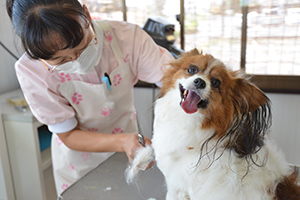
[179,84,208,114]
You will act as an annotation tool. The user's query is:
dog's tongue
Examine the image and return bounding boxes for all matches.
[182,90,201,114]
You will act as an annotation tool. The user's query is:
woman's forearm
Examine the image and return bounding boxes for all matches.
[57,127,127,153]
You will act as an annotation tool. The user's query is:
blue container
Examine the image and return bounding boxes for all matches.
[38,125,52,151]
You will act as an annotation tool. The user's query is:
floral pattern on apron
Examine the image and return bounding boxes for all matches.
[52,21,138,195]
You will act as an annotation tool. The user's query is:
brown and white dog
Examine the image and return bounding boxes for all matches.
[127,49,300,200]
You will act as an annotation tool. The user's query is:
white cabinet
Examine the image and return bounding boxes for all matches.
[0,89,53,200]
[0,107,15,200]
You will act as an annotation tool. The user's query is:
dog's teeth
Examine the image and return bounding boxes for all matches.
[183,90,188,98]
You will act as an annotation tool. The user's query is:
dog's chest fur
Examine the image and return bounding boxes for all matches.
[152,88,290,200]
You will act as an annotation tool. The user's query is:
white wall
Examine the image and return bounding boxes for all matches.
[267,93,300,166]
[0,0,21,94]
[134,88,155,139]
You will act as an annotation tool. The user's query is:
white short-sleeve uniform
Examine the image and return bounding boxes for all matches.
[15,20,174,195]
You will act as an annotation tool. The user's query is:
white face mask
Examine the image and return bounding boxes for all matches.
[45,26,101,74]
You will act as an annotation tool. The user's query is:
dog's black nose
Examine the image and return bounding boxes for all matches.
[194,78,206,89]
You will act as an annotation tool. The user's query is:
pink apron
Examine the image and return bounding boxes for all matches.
[52,21,138,195]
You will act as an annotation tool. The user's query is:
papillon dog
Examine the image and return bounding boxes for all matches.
[126,48,300,200]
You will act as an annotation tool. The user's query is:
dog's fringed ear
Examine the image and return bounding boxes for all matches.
[229,77,272,157]
[180,48,202,59]
[173,48,203,66]
[188,48,202,56]
[233,77,269,114]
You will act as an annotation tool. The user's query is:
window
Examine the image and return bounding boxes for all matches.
[82,0,300,93]
[80,0,124,21]
[182,0,300,93]
[183,0,242,72]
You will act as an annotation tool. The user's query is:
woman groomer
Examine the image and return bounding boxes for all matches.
[6,0,174,195]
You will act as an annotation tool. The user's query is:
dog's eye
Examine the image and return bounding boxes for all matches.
[211,78,221,88]
[187,65,198,75]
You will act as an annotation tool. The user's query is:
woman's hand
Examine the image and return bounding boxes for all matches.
[120,132,152,163]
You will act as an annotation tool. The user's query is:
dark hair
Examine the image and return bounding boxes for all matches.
[6,0,89,60]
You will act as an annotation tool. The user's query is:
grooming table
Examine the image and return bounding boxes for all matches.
[60,153,166,200]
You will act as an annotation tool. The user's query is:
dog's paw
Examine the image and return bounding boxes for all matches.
[125,145,155,184]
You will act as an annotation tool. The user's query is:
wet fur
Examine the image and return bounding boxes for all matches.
[152,49,300,200]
